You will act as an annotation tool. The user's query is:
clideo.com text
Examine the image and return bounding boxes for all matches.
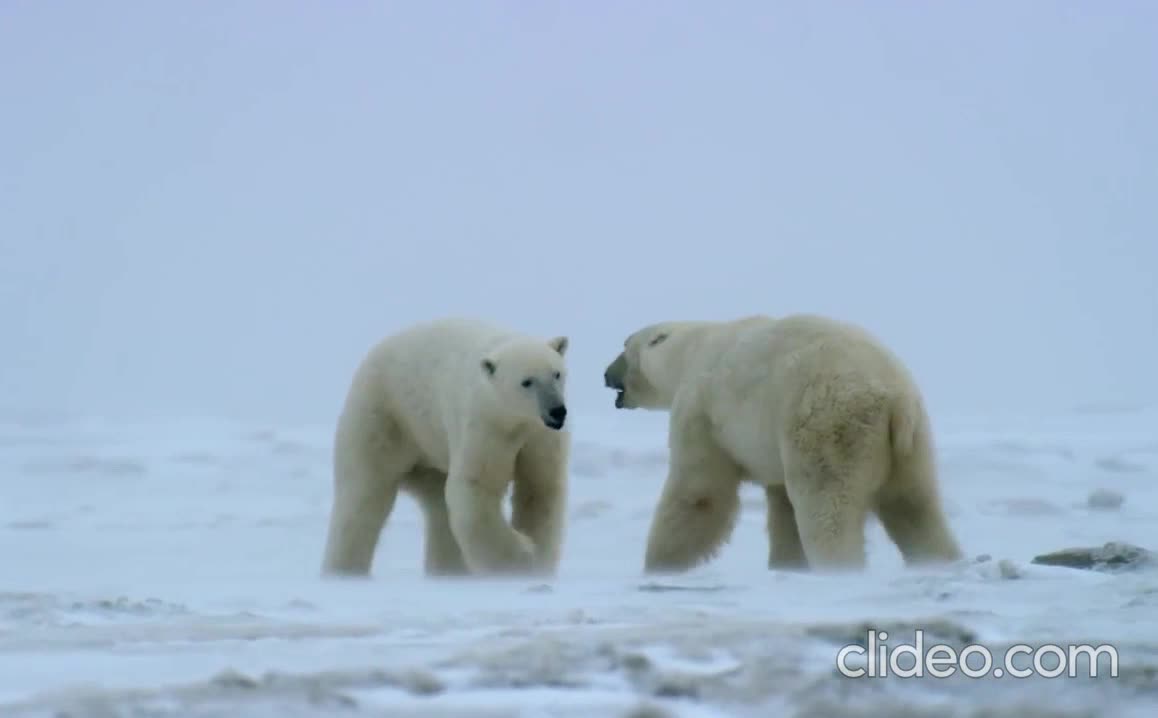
[836,629,1118,679]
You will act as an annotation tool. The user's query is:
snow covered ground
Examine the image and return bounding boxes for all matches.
[2,405,1157,717]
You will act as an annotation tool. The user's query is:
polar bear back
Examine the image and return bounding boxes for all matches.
[705,315,915,403]
[693,314,921,475]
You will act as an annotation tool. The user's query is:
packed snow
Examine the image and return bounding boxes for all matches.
[2,405,1156,717]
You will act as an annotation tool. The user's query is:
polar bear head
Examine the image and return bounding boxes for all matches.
[480,335,570,430]
[603,321,707,410]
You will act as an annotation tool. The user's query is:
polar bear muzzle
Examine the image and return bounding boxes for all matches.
[543,404,567,430]
[603,353,629,408]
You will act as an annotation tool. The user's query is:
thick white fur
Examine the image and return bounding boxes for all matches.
[321,318,571,578]
[604,314,963,574]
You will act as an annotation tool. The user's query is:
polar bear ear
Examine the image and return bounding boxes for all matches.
[547,336,569,356]
[647,332,669,347]
[480,358,497,376]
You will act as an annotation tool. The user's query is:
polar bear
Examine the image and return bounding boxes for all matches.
[602,313,963,574]
[321,318,571,579]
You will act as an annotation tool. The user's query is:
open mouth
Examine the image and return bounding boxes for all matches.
[604,370,627,409]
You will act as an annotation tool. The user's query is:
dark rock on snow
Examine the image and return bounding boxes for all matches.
[1031,541,1156,572]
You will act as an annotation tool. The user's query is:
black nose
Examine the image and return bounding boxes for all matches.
[604,371,621,389]
[548,405,567,422]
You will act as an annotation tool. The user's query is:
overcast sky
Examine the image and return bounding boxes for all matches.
[1,2,1155,425]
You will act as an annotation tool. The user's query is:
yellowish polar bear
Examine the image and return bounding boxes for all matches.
[322,318,571,578]
[603,314,963,574]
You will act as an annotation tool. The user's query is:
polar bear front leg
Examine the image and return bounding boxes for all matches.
[401,470,470,577]
[445,439,537,576]
[511,429,569,574]
[643,411,743,574]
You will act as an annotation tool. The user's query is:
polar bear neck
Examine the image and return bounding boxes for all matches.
[659,317,773,392]
[651,323,719,399]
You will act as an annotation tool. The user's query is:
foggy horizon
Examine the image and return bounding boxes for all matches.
[2,2,1155,426]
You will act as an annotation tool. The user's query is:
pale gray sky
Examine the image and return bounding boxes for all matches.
[1,2,1155,424]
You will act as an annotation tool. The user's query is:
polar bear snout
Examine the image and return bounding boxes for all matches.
[603,361,624,389]
[603,353,628,408]
[543,404,568,430]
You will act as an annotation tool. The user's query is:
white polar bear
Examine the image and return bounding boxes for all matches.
[321,318,572,578]
[602,313,963,574]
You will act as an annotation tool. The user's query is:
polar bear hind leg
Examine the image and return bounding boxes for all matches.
[780,397,892,572]
[782,452,877,571]
[765,484,808,569]
[643,412,744,574]
[321,410,412,577]
[874,406,963,565]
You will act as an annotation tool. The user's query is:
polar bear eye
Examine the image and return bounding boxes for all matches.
[648,333,669,347]
[521,378,534,388]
